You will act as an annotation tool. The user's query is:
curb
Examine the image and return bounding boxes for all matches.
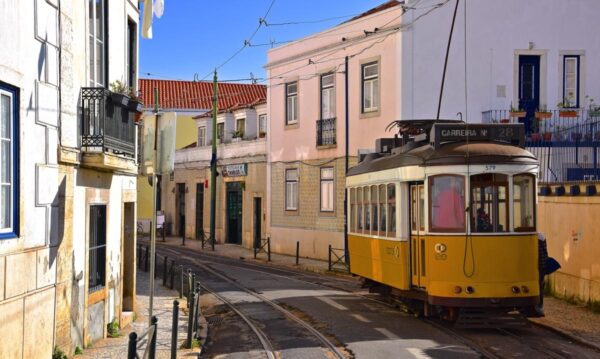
[530,320,600,352]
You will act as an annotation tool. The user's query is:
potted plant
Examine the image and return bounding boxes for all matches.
[530,132,542,142]
[535,105,552,119]
[586,97,600,118]
[109,80,130,107]
[509,103,526,118]
[542,132,552,141]
[231,129,244,142]
[258,131,266,138]
[557,97,578,118]
[127,89,144,113]
[554,125,565,141]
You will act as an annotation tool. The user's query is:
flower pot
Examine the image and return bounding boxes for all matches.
[589,111,600,118]
[571,132,582,141]
[559,110,578,118]
[530,133,542,142]
[134,112,143,123]
[110,92,129,107]
[499,119,510,124]
[510,111,527,118]
[542,132,552,141]
[128,99,143,113]
[259,132,266,138]
[535,111,552,119]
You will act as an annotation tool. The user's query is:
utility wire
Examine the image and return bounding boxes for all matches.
[264,13,360,26]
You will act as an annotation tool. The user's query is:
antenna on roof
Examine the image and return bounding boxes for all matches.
[193,73,199,82]
[250,72,257,84]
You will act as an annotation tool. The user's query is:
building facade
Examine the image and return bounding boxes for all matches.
[0,0,140,356]
[266,1,403,259]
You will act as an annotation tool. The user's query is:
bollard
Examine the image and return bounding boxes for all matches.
[179,265,184,299]
[127,332,137,359]
[253,244,257,259]
[194,282,202,333]
[170,259,175,289]
[163,256,168,286]
[187,285,194,349]
[267,237,271,262]
[149,316,158,359]
[171,300,179,359]
[328,245,332,271]
[162,225,166,242]
[296,241,300,265]
[187,269,193,302]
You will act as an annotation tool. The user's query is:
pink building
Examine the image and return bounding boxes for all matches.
[266,1,403,259]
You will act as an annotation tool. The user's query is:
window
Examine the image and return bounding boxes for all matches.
[513,174,536,232]
[258,114,267,136]
[429,175,465,232]
[563,55,580,108]
[350,188,356,232]
[286,82,298,124]
[88,0,107,87]
[320,167,334,212]
[361,62,379,113]
[197,127,206,147]
[320,73,335,119]
[371,186,379,233]
[89,205,107,293]
[357,187,363,231]
[216,123,224,142]
[387,184,396,235]
[364,186,371,232]
[470,174,508,233]
[236,118,245,138]
[285,169,298,210]
[0,84,18,238]
[126,19,136,88]
[379,184,387,236]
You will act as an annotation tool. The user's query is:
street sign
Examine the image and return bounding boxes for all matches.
[223,163,248,177]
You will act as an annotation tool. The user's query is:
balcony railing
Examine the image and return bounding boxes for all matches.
[81,87,136,158]
[482,109,600,135]
[316,117,336,146]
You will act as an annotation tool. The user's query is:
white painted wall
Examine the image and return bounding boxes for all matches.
[401,0,600,121]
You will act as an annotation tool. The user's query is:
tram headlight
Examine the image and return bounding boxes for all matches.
[465,286,475,294]
[521,286,529,294]
[453,286,462,294]
[511,286,521,294]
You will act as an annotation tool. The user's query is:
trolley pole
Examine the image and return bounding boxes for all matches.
[344,55,350,265]
[149,87,159,324]
[209,70,218,251]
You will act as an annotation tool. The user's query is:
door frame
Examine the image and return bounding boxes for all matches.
[409,182,426,290]
[195,183,204,240]
[253,197,262,249]
[513,49,547,113]
[225,182,243,244]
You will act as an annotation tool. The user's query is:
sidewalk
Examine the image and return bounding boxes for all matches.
[141,235,600,351]
[79,269,197,358]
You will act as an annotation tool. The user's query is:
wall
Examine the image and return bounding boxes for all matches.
[538,192,600,302]
[401,0,600,121]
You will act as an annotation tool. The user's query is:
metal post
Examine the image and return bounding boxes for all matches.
[162,225,166,242]
[149,316,158,359]
[295,241,299,265]
[191,273,196,299]
[210,70,219,252]
[163,256,167,286]
[267,237,271,262]
[127,332,137,359]
[171,300,179,359]
[186,285,194,349]
[149,87,160,324]
[170,259,175,289]
[145,245,149,272]
[194,282,201,332]
[154,252,158,279]
[179,265,184,299]
[344,55,349,265]
[328,244,332,271]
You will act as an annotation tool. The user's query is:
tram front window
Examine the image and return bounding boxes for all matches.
[470,173,508,233]
[513,174,536,231]
[429,175,465,232]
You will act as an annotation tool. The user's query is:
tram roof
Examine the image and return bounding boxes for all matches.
[347,141,538,177]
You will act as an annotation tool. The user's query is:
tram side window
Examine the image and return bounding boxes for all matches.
[387,184,396,235]
[364,186,371,232]
[429,175,465,232]
[350,188,356,232]
[470,173,508,233]
[357,187,363,232]
[513,174,536,232]
[379,184,387,237]
[371,186,379,233]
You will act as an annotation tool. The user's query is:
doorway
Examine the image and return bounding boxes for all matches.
[226,182,243,244]
[122,202,135,313]
[518,55,540,134]
[410,183,426,290]
[176,183,186,237]
[195,183,204,240]
[253,197,262,249]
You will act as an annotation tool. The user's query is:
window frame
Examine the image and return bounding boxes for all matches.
[236,118,245,137]
[285,168,299,211]
[361,61,379,113]
[216,122,224,142]
[0,83,19,239]
[320,72,335,120]
[88,204,107,293]
[470,173,509,234]
[88,0,109,88]
[126,18,137,89]
[428,174,466,233]
[197,126,206,147]
[285,81,298,125]
[258,114,267,135]
[319,167,334,212]
[512,173,537,232]
[563,55,580,108]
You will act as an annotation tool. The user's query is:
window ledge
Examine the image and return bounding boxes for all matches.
[360,110,380,119]
[284,209,299,216]
[317,144,337,150]
[59,146,81,165]
[285,123,299,130]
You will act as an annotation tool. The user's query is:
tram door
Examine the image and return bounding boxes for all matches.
[410,184,427,289]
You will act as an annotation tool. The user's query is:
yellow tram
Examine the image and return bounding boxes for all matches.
[346,121,540,320]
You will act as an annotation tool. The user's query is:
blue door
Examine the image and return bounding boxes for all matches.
[518,55,540,135]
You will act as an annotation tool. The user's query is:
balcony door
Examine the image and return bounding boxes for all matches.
[518,55,540,134]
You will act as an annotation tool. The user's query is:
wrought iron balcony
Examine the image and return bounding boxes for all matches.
[316,117,336,146]
[81,87,136,158]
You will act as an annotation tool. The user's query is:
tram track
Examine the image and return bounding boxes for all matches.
[156,244,347,359]
[152,242,599,359]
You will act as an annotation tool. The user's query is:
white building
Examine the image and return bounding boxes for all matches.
[0,0,141,356]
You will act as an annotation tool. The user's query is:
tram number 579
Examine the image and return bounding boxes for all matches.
[484,164,496,171]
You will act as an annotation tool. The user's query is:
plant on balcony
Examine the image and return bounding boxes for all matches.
[231,129,244,141]
[530,132,542,142]
[557,97,578,118]
[535,105,552,119]
[109,80,130,107]
[127,89,144,113]
[553,125,566,141]
[509,103,526,118]
[586,97,600,118]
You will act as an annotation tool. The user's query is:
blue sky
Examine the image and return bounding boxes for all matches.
[140,0,388,82]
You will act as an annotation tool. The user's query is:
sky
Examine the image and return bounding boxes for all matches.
[139,0,388,82]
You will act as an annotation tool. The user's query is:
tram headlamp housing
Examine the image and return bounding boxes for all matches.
[453,286,462,294]
[521,286,529,294]
[465,286,474,294]
[512,286,521,294]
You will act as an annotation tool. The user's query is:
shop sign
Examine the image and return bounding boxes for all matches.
[223,163,248,177]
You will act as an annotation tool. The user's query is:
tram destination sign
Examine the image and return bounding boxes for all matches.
[430,123,524,148]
